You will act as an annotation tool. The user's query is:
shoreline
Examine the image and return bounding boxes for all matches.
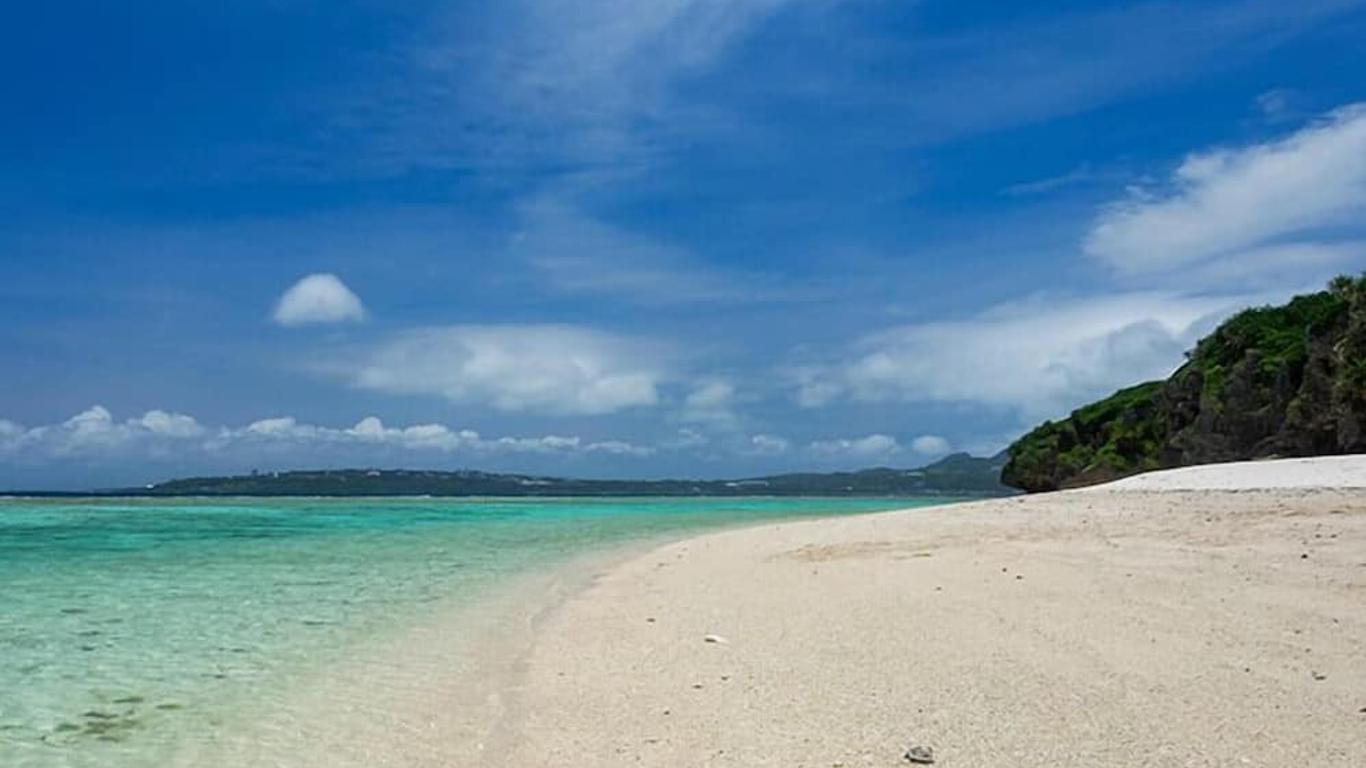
[162,459,1366,766]
[2,495,937,767]
[465,463,1366,767]
[166,534,671,767]
[168,504,936,767]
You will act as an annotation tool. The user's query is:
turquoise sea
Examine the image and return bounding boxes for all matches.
[0,496,952,767]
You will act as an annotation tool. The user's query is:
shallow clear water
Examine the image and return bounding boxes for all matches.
[0,495,952,766]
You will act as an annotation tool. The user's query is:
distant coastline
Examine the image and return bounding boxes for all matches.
[5,452,1012,498]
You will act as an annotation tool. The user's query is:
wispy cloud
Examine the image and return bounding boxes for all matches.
[676,379,742,428]
[351,0,809,173]
[1001,163,1124,197]
[512,198,799,305]
[1086,103,1366,283]
[1254,88,1303,122]
[486,0,798,112]
[868,0,1366,142]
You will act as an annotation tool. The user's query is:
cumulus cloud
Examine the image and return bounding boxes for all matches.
[214,415,478,453]
[910,435,951,455]
[0,406,206,458]
[273,273,367,326]
[796,291,1245,420]
[352,325,666,415]
[217,415,656,456]
[1,408,653,464]
[809,434,901,459]
[1085,104,1366,283]
[137,410,207,438]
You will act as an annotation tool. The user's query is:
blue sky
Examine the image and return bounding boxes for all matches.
[4,0,1366,489]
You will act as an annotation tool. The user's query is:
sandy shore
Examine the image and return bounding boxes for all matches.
[183,458,1366,767]
[478,458,1366,767]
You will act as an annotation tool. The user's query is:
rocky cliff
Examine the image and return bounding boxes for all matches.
[1002,275,1366,492]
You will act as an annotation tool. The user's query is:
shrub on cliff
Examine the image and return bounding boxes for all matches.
[1002,274,1366,492]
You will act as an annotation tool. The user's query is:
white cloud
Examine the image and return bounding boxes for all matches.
[225,416,655,456]
[747,433,791,456]
[580,439,656,457]
[910,434,951,455]
[273,273,367,327]
[244,417,314,438]
[352,325,666,415]
[136,410,206,438]
[1,408,653,464]
[809,433,901,459]
[788,107,1366,424]
[1177,241,1366,288]
[797,292,1246,420]
[223,416,488,453]
[1085,104,1366,281]
[0,406,206,458]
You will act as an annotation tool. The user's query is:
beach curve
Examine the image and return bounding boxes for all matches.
[475,457,1366,767]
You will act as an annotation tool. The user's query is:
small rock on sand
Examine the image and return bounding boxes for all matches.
[904,744,935,764]
[703,634,728,644]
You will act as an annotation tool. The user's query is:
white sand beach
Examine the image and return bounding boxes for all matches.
[472,457,1366,767]
[1102,455,1366,491]
[186,457,1366,767]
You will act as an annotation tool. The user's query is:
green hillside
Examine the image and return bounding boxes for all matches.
[138,451,1012,497]
[1002,275,1366,492]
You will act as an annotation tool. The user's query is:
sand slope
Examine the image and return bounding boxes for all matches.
[485,464,1366,767]
[1101,455,1366,491]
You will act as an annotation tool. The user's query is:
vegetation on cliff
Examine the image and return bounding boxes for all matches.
[1002,275,1366,492]
[136,451,1012,497]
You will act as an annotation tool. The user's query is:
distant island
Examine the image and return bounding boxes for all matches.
[115,451,1012,498]
[1003,274,1366,492]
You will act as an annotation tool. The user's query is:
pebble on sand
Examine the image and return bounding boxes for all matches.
[904,744,935,764]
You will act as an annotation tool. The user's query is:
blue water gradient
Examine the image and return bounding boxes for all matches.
[0,496,951,766]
